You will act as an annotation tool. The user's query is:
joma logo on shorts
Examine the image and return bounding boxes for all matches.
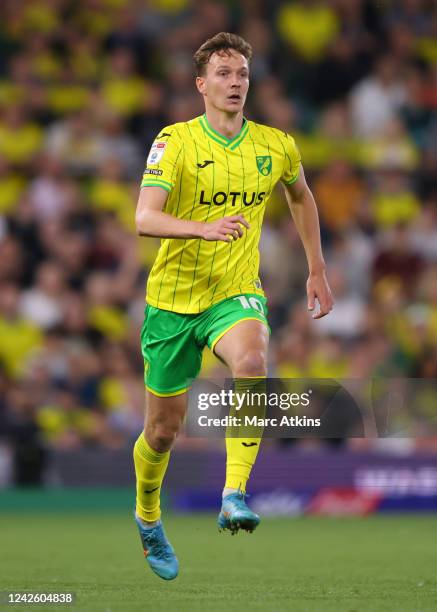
[199,190,266,206]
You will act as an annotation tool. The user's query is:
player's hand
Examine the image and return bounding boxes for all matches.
[200,215,250,242]
[307,269,334,319]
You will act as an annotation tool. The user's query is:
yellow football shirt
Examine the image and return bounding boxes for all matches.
[141,114,301,314]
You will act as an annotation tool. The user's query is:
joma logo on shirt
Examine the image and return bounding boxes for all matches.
[199,190,266,206]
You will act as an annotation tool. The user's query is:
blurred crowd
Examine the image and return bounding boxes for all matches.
[0,0,436,464]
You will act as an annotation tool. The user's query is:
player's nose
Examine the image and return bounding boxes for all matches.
[230,73,242,87]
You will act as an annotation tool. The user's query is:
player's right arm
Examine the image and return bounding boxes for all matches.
[136,126,248,241]
[135,186,249,242]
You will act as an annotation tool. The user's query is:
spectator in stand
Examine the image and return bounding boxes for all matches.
[313,159,364,234]
[0,282,42,379]
[350,55,407,138]
[276,0,339,64]
[372,223,425,298]
[100,47,152,118]
[28,155,78,221]
[0,156,26,216]
[99,113,143,178]
[410,201,437,262]
[19,261,66,330]
[44,109,105,176]
[370,169,420,229]
[88,157,136,231]
[361,117,419,172]
[0,105,43,167]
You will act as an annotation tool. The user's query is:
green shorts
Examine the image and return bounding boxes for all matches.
[140,294,269,396]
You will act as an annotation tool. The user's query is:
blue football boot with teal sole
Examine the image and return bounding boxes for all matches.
[218,491,260,535]
[134,514,179,580]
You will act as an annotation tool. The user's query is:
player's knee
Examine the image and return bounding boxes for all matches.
[232,349,267,377]
[146,424,178,452]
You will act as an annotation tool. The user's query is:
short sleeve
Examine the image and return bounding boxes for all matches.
[140,126,183,192]
[280,133,301,185]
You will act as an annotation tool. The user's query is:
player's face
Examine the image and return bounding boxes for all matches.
[197,50,249,114]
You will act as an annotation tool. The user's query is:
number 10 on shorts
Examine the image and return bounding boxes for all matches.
[233,295,264,314]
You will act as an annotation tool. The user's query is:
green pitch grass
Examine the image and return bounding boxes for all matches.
[1,513,436,612]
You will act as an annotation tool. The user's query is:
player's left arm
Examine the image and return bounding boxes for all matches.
[283,165,334,319]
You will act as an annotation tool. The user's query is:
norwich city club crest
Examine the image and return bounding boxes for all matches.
[256,155,272,176]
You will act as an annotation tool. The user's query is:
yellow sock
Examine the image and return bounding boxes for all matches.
[133,433,170,522]
[225,377,266,493]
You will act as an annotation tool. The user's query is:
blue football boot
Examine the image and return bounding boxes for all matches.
[134,514,179,580]
[218,491,260,535]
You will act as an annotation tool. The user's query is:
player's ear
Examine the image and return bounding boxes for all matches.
[196,76,206,96]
